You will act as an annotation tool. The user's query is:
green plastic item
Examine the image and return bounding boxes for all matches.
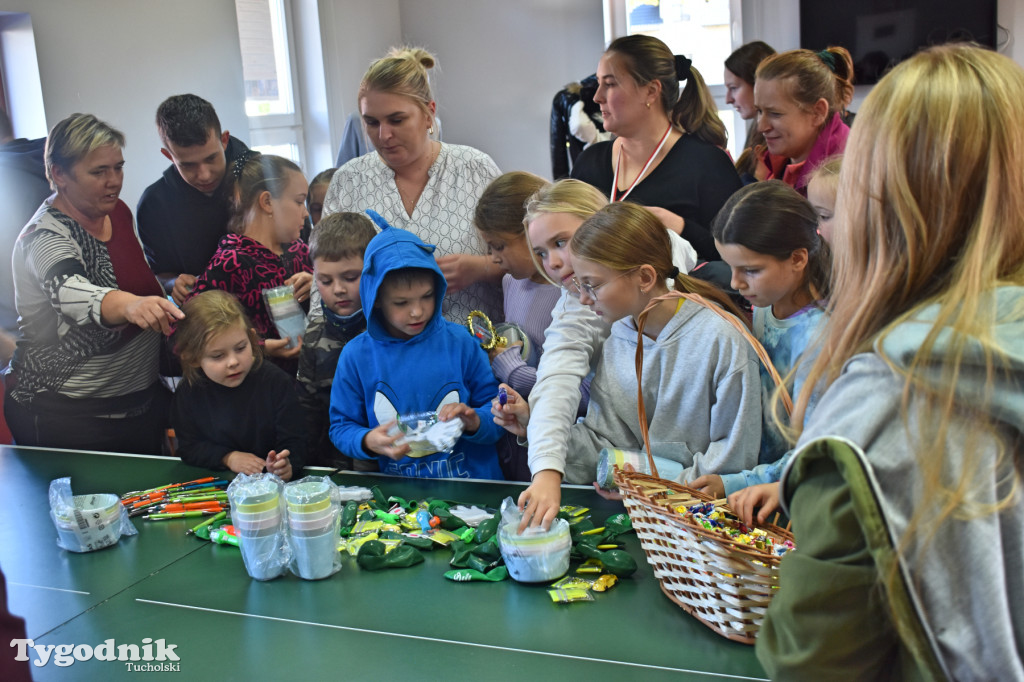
[373,509,400,524]
[471,538,502,561]
[371,486,387,507]
[387,496,410,511]
[474,517,498,544]
[449,540,475,568]
[443,566,509,582]
[465,553,500,573]
[356,540,424,571]
[194,518,231,541]
[341,501,358,528]
[577,543,638,577]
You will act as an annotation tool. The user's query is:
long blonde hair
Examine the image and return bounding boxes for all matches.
[523,179,608,285]
[796,44,1024,540]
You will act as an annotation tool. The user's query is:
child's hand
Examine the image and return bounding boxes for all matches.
[591,462,635,501]
[171,274,196,306]
[266,449,293,481]
[265,336,303,359]
[223,451,266,476]
[286,272,313,303]
[516,469,562,533]
[490,384,529,437]
[363,421,411,461]
[487,341,522,362]
[438,402,479,434]
[690,474,726,499]
[593,482,624,501]
[728,482,781,527]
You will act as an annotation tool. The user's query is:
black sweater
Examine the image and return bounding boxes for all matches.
[570,135,741,261]
[171,361,306,473]
[136,136,249,281]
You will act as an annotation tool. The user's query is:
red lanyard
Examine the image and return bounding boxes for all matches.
[611,124,672,203]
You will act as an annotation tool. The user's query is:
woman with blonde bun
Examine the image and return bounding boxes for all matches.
[323,47,502,324]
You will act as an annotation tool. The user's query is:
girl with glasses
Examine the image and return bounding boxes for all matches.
[496,202,761,491]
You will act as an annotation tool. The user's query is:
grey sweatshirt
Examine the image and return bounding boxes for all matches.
[564,299,762,485]
[779,286,1024,680]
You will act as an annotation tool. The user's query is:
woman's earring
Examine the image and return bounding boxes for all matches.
[646,101,651,109]
[428,126,434,135]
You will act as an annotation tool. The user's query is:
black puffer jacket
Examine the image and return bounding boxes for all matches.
[550,75,604,180]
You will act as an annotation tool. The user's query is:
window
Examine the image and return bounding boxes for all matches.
[0,12,47,139]
[606,0,744,158]
[234,0,304,166]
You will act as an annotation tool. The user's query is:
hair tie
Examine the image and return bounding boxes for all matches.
[231,149,259,180]
[667,265,680,279]
[816,49,838,74]
[674,55,692,82]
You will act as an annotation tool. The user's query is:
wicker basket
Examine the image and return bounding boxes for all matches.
[613,291,795,644]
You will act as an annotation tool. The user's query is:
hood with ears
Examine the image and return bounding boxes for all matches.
[360,209,447,343]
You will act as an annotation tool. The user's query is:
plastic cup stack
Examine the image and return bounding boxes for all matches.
[232,479,287,580]
[284,480,339,580]
[51,493,122,552]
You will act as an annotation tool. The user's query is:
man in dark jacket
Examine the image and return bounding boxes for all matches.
[137,94,249,304]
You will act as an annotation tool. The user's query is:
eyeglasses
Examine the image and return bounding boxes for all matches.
[570,268,639,300]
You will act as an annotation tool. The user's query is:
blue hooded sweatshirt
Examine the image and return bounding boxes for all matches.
[328,218,503,479]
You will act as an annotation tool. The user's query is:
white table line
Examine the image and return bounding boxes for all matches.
[9,582,90,595]
[136,598,768,680]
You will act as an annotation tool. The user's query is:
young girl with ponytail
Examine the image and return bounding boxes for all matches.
[497,202,761,489]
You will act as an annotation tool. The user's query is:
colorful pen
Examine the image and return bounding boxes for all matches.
[142,510,221,520]
[186,510,228,536]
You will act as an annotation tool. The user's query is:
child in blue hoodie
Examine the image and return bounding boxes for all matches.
[328,213,504,479]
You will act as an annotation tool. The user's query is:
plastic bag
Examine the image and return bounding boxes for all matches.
[284,475,342,580]
[262,284,305,349]
[227,473,291,580]
[386,410,463,458]
[596,448,684,490]
[497,497,571,582]
[49,478,137,553]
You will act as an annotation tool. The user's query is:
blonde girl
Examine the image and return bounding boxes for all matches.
[496,179,702,529]
[498,202,761,489]
[756,45,1024,679]
[172,290,304,480]
[806,154,841,242]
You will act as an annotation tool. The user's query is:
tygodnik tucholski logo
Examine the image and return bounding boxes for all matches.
[11,637,181,670]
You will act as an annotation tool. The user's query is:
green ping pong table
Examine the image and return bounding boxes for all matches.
[0,445,768,680]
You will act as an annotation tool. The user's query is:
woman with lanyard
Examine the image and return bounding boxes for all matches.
[571,34,742,262]
[322,46,503,325]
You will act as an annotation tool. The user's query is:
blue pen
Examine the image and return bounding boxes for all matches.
[498,387,507,407]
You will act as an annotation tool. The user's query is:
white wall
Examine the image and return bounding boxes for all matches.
[315,0,401,171]
[0,0,248,209]
[397,0,604,179]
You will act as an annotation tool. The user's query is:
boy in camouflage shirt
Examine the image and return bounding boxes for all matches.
[297,212,378,469]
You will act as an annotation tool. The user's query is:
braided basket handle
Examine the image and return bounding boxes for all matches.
[634,291,792,479]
